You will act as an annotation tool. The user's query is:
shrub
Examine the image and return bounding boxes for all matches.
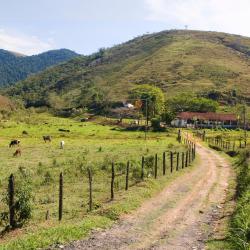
[14,184,33,227]
[0,179,33,230]
[151,117,162,131]
[144,155,154,177]
[131,165,141,182]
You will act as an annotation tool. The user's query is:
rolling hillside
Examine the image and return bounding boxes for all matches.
[4,30,250,109]
[0,49,79,86]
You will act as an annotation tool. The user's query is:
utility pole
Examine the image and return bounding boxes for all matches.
[145,99,148,140]
[243,103,247,147]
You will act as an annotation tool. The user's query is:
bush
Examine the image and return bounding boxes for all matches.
[151,117,161,131]
[131,165,141,182]
[14,184,33,227]
[144,155,154,177]
[0,179,33,230]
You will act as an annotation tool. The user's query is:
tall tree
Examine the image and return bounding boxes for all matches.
[129,84,165,118]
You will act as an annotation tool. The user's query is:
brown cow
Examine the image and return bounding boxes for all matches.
[13,149,21,157]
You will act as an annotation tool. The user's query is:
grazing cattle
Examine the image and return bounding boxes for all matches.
[60,140,65,149]
[80,118,88,122]
[22,130,28,135]
[58,129,70,132]
[43,135,52,142]
[9,140,20,148]
[13,149,21,157]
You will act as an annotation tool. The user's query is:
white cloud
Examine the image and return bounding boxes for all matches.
[145,0,250,36]
[0,29,55,55]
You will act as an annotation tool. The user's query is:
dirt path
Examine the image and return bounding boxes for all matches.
[64,143,231,250]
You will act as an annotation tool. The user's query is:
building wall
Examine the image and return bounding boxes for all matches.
[171,118,238,129]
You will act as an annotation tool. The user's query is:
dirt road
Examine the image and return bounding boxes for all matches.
[64,143,231,250]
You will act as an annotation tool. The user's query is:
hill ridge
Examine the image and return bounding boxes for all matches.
[0,48,79,86]
[4,30,250,109]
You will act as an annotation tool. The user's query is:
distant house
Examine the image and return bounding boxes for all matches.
[124,103,134,109]
[171,112,238,129]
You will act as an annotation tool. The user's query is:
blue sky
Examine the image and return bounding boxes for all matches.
[1,0,250,55]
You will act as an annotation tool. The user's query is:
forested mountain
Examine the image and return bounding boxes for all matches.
[0,49,79,86]
[4,30,250,109]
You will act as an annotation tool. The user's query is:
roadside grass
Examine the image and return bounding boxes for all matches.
[228,150,250,250]
[207,150,250,250]
[1,216,112,250]
[0,112,193,249]
[201,130,249,250]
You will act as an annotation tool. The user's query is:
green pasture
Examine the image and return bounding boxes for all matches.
[198,128,250,145]
[0,113,190,249]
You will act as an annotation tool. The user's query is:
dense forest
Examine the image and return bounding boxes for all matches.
[0,49,79,86]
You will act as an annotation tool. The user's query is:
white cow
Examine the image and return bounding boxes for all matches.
[60,141,65,149]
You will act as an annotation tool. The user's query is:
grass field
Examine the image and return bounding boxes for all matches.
[200,128,250,146]
[0,112,191,249]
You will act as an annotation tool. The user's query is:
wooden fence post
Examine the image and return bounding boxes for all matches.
[87,168,93,211]
[141,156,144,180]
[45,210,50,220]
[177,129,181,143]
[185,150,188,167]
[8,174,15,228]
[176,152,179,171]
[189,147,192,165]
[59,172,63,221]
[203,131,206,141]
[170,152,173,173]
[154,154,158,179]
[163,152,166,175]
[111,162,115,200]
[125,161,129,190]
[182,152,184,169]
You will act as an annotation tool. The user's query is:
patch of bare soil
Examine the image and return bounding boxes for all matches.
[63,143,232,250]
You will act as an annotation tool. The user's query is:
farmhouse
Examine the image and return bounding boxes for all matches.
[171,112,238,129]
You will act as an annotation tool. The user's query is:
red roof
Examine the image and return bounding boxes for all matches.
[177,112,237,121]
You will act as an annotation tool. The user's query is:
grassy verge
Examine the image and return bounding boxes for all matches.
[228,150,250,250]
[0,157,199,250]
[206,148,250,250]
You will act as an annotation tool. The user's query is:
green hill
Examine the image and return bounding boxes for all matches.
[4,30,250,109]
[0,49,79,86]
